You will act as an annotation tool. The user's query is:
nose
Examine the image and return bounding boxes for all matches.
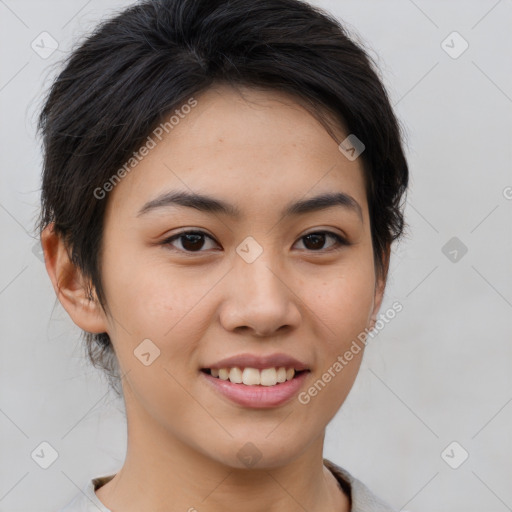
[219,252,302,337]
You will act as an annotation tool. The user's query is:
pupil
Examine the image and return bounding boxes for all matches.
[304,233,325,250]
[182,233,204,251]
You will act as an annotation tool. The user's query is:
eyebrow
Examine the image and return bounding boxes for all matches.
[137,190,363,222]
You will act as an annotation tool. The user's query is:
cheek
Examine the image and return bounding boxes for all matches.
[100,260,214,419]
[101,249,208,336]
[100,255,224,389]
[296,271,374,424]
[305,261,376,342]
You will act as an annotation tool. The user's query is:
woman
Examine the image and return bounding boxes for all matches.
[38,0,409,510]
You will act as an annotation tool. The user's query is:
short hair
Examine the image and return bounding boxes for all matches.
[37,0,409,395]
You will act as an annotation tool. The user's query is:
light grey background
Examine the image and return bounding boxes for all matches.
[1,1,511,511]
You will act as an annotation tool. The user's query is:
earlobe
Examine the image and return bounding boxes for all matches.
[41,223,109,334]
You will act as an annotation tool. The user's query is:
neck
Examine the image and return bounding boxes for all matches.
[96,390,350,512]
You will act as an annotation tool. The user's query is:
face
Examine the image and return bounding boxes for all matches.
[89,84,385,468]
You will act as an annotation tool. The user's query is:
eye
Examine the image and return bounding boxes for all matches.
[294,231,348,252]
[161,229,349,254]
[162,230,219,253]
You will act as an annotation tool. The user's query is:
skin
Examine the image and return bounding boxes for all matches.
[42,83,388,512]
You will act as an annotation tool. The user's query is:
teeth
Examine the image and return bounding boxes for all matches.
[276,367,287,383]
[208,366,298,386]
[242,367,260,385]
[260,368,277,386]
[229,367,243,383]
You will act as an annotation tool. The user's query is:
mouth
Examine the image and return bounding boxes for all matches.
[200,367,309,386]
[200,366,311,408]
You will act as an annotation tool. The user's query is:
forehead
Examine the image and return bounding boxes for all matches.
[166,83,345,157]
[105,83,368,222]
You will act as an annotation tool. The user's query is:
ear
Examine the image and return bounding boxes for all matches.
[41,223,109,334]
[368,245,390,331]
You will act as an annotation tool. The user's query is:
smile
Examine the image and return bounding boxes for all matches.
[202,366,306,386]
[200,367,310,408]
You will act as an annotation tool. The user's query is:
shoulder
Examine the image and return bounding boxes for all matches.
[323,458,398,512]
[57,474,115,512]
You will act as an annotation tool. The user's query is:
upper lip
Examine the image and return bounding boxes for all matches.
[203,353,310,371]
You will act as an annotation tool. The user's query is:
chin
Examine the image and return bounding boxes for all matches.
[201,434,310,471]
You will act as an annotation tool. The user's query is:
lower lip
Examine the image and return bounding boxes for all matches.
[201,370,309,408]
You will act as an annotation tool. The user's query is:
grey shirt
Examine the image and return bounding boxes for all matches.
[58,458,396,512]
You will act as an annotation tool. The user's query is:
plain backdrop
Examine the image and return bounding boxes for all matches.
[1,1,511,511]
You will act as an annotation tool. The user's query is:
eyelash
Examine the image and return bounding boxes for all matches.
[161,230,349,254]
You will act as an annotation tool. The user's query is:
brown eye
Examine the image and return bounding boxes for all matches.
[163,231,219,253]
[180,233,206,251]
[297,231,348,251]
